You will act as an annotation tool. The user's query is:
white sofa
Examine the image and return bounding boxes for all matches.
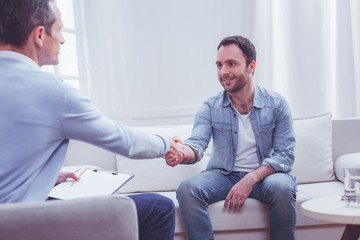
[63,113,360,240]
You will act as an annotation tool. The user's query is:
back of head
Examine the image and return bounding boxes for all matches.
[0,0,56,48]
[217,36,256,66]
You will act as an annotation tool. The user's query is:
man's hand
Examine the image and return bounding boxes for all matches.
[55,172,79,186]
[224,166,275,209]
[224,174,256,209]
[163,137,185,167]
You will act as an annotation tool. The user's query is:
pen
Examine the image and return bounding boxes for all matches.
[71,168,87,186]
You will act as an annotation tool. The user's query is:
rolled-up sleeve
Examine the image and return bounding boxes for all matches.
[183,103,213,163]
[261,99,295,173]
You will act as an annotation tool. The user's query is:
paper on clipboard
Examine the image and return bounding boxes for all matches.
[49,168,134,200]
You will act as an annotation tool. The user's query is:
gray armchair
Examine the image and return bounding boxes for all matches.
[0,195,138,240]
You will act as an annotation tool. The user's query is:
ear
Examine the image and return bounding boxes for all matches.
[248,61,256,74]
[32,26,46,48]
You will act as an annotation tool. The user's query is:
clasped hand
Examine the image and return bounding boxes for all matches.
[163,137,185,167]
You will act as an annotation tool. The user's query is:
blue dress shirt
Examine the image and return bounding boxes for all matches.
[184,85,296,174]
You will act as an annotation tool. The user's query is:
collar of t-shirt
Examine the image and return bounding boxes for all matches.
[0,50,41,71]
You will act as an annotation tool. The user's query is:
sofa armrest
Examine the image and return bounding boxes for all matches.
[334,153,360,182]
[332,118,360,160]
[0,195,138,240]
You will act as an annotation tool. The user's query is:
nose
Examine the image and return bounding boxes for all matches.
[60,33,65,44]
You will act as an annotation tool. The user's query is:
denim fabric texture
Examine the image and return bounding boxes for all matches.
[184,85,296,174]
[177,171,297,240]
[179,85,297,240]
[129,193,175,240]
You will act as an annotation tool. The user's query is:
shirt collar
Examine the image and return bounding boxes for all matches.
[0,50,41,71]
[223,84,264,109]
[223,91,232,107]
[252,84,264,108]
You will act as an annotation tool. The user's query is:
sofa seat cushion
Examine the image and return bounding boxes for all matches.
[296,181,344,226]
[155,191,269,233]
[121,181,344,233]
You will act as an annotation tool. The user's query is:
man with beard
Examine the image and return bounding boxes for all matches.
[164,36,297,240]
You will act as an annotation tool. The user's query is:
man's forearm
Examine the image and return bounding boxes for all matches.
[182,144,197,164]
[246,165,275,184]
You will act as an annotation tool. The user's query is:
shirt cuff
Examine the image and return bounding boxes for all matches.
[155,134,170,155]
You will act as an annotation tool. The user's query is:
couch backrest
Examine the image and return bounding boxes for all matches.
[64,115,360,192]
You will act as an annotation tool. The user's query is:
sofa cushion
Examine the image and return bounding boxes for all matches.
[291,113,335,184]
[117,113,335,192]
[116,125,210,193]
[119,181,344,233]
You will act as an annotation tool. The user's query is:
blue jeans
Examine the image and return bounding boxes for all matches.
[176,171,297,240]
[128,193,175,240]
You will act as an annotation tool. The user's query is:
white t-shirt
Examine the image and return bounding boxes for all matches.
[232,110,260,172]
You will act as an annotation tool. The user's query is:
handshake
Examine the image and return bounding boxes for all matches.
[163,137,186,167]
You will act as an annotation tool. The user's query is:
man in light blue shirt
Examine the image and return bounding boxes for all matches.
[0,0,182,239]
[164,36,297,240]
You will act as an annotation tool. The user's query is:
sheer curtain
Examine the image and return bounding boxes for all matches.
[247,0,360,118]
[78,0,360,125]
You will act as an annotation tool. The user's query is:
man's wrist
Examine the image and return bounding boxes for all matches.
[245,172,259,185]
[182,144,197,163]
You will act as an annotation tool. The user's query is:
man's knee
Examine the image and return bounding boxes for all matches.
[129,193,175,214]
[177,178,205,204]
[265,173,296,201]
[155,194,175,214]
[146,193,175,214]
[177,178,190,194]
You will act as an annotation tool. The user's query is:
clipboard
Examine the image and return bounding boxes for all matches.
[49,167,134,200]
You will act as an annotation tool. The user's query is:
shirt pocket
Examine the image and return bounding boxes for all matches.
[212,122,232,149]
[259,121,275,151]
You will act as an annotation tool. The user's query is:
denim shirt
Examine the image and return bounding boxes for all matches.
[184,84,295,174]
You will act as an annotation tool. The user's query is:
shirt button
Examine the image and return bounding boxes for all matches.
[234,131,237,134]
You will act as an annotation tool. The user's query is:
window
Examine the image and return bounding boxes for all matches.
[42,0,81,89]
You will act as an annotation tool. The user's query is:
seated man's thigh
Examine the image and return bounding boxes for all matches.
[250,173,296,203]
[177,171,240,204]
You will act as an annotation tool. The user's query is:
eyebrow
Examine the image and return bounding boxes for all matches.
[215,59,238,65]
[226,59,238,63]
